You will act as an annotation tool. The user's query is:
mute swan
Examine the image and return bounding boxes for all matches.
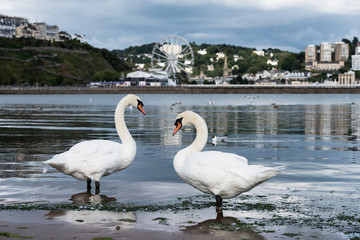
[172,111,281,211]
[43,94,146,194]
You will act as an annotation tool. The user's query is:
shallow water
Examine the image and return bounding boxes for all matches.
[0,94,360,238]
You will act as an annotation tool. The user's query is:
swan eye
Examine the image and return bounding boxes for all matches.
[174,117,183,126]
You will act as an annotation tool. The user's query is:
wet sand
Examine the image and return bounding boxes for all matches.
[0,210,267,240]
[0,181,357,240]
[0,208,350,240]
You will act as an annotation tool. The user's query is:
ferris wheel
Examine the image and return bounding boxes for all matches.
[151,35,194,79]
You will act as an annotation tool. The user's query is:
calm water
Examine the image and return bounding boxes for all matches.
[0,94,360,204]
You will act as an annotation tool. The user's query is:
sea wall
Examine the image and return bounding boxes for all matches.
[1,85,360,94]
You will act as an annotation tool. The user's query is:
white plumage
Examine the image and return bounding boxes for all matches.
[211,134,227,145]
[43,94,145,193]
[172,111,282,210]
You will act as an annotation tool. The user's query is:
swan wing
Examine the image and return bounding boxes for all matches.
[177,151,248,195]
[44,140,132,180]
[178,151,280,198]
[193,151,248,165]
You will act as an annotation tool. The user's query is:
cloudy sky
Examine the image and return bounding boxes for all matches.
[1,0,359,52]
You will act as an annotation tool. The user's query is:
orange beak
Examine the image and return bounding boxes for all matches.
[173,122,182,136]
[137,104,146,115]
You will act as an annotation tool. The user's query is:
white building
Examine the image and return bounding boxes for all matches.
[338,70,355,85]
[216,52,225,60]
[207,64,214,71]
[267,59,278,66]
[0,14,28,38]
[72,33,86,43]
[135,63,145,70]
[233,55,240,61]
[356,46,360,55]
[352,46,360,71]
[126,70,172,86]
[253,50,265,57]
[320,42,332,62]
[32,22,59,41]
[285,71,311,81]
[197,49,207,55]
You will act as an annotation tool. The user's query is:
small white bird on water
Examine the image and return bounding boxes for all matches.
[43,94,146,194]
[172,111,282,212]
[211,134,228,145]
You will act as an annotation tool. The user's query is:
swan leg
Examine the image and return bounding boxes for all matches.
[215,195,223,213]
[95,181,100,194]
[87,180,92,192]
[215,211,223,221]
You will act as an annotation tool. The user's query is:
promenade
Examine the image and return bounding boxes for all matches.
[1,85,360,94]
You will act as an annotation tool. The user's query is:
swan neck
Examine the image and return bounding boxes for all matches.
[178,114,208,158]
[190,115,208,152]
[115,98,135,146]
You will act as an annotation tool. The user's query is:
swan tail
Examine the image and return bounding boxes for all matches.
[43,164,50,174]
[257,166,283,181]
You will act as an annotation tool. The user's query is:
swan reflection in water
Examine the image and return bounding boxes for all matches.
[183,211,265,240]
[69,191,117,205]
[44,192,136,229]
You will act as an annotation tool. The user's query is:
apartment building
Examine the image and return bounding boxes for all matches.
[352,46,360,71]
[334,42,349,62]
[320,42,332,62]
[32,22,59,41]
[0,14,59,41]
[305,45,317,63]
[305,41,349,71]
[0,14,28,38]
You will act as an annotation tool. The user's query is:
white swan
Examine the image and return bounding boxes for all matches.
[43,94,146,194]
[172,111,282,211]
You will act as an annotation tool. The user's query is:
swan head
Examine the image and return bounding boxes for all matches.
[126,94,146,115]
[173,111,198,136]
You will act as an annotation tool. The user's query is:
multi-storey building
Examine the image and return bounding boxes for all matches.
[320,42,332,62]
[334,42,349,62]
[32,22,59,41]
[305,45,317,63]
[0,14,28,38]
[305,41,349,71]
[0,14,59,41]
[352,46,360,71]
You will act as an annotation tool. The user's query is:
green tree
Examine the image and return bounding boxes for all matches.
[92,70,120,82]
[207,45,218,55]
[278,54,301,71]
[175,71,189,84]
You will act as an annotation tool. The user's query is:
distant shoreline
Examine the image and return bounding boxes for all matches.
[1,85,360,94]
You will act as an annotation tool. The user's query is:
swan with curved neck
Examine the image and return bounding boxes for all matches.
[43,94,145,194]
[173,111,281,212]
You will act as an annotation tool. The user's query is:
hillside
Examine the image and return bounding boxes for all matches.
[113,43,305,78]
[0,38,130,86]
